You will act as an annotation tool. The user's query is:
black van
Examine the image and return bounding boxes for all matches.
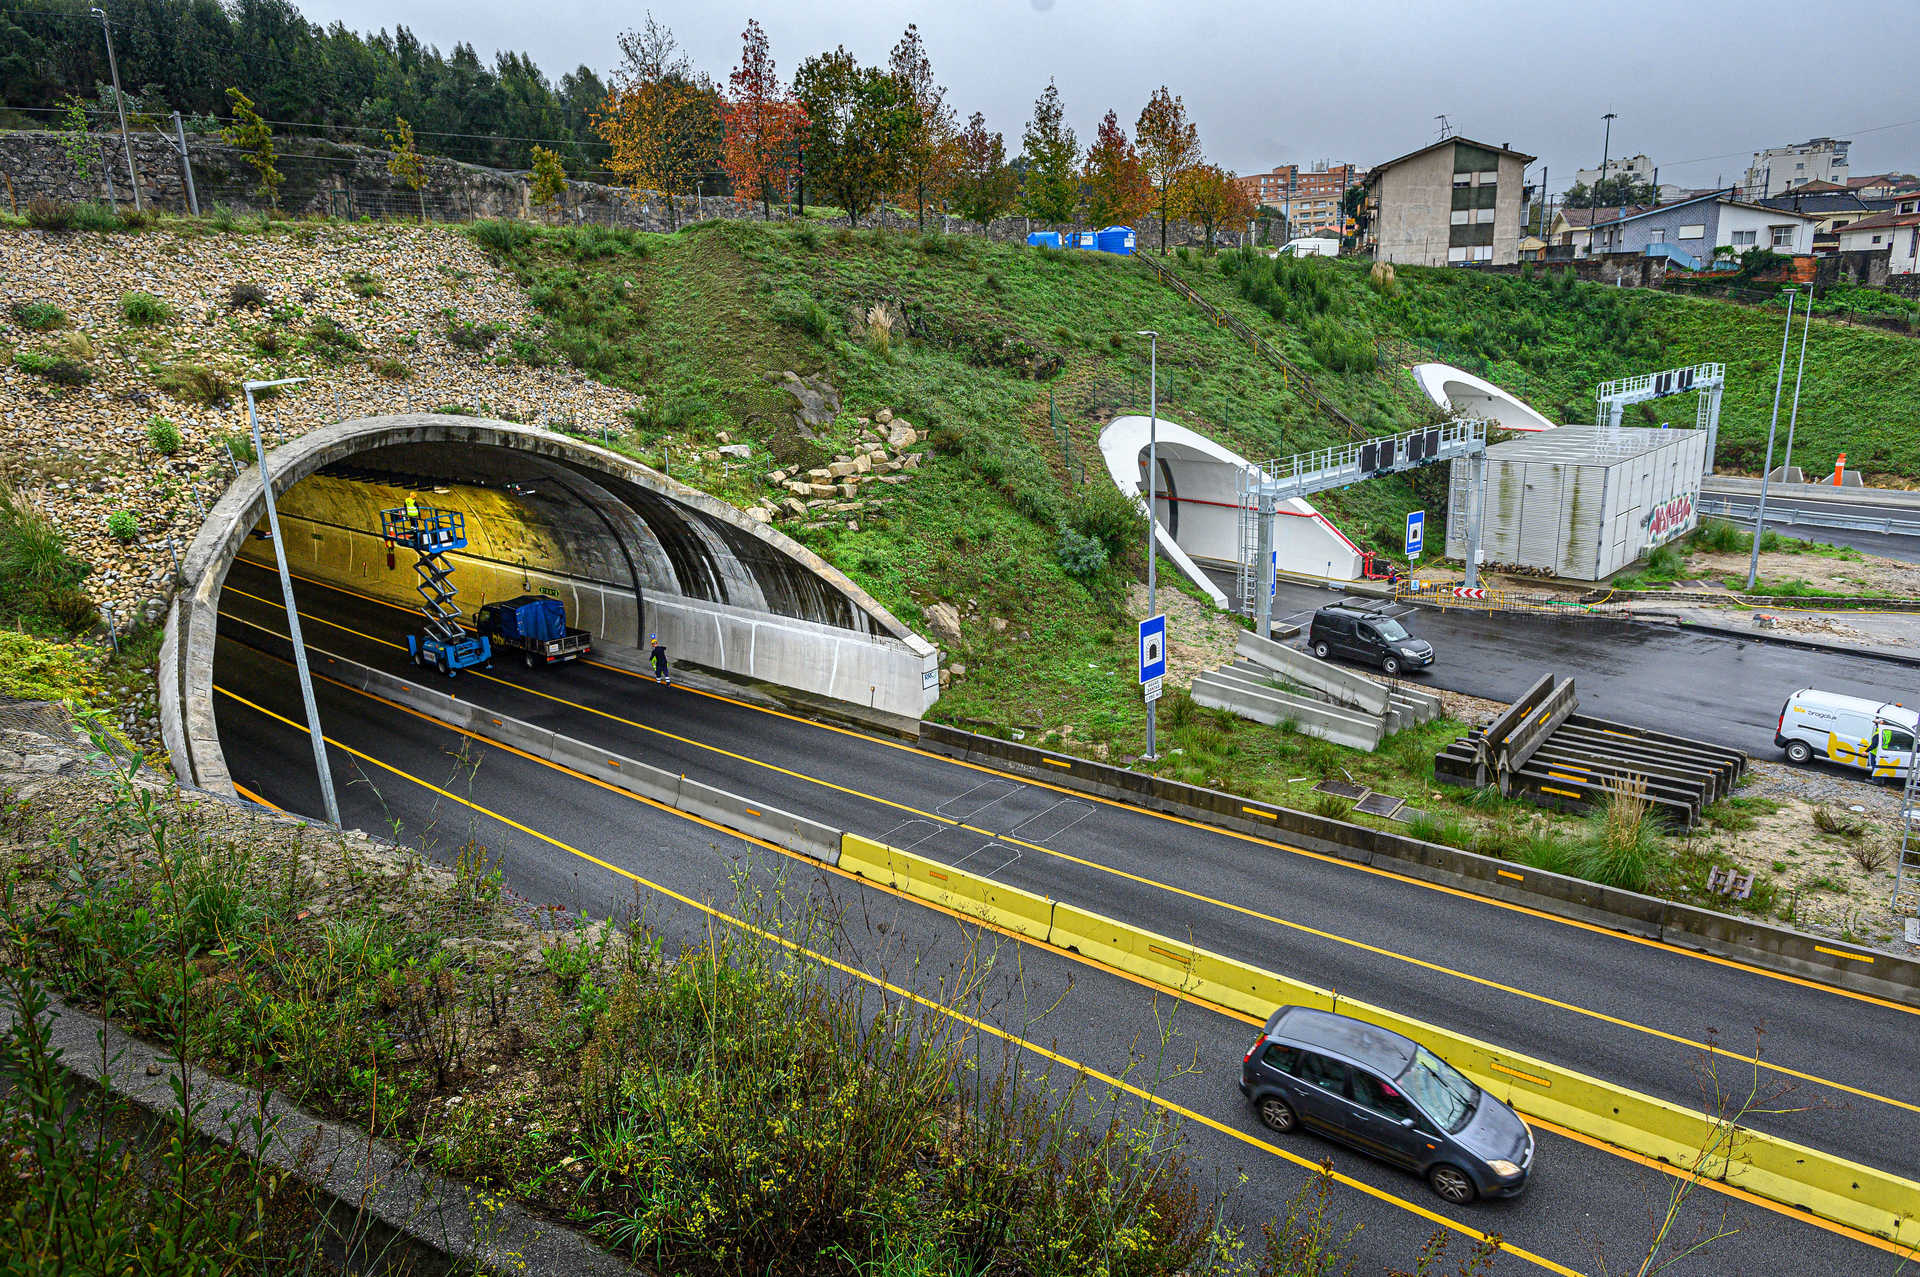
[1307,603,1434,676]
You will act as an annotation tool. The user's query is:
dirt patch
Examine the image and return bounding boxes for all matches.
[1127,581,1244,692]
[1682,547,1920,597]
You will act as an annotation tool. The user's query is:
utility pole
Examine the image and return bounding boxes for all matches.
[1780,284,1813,480]
[1137,330,1160,762]
[1747,290,1798,590]
[171,110,199,216]
[1589,112,1616,258]
[245,378,340,827]
[90,7,142,212]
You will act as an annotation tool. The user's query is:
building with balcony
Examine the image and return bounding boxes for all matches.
[1362,137,1533,267]
[1743,138,1850,197]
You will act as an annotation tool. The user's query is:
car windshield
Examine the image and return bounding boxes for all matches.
[1373,618,1411,642]
[1398,1046,1479,1133]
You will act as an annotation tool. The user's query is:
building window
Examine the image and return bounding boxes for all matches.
[1678,224,1705,240]
[1453,173,1471,187]
[1473,245,1493,261]
[1770,225,1796,248]
[1450,208,1471,225]
[1873,235,1884,245]
[1731,230,1757,246]
[1649,228,1666,242]
[1447,246,1470,263]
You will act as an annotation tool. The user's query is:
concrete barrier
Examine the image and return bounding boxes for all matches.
[915,722,1920,1005]
[1191,671,1386,751]
[1236,630,1389,714]
[677,777,841,865]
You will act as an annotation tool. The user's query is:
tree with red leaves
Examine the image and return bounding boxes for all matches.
[721,19,806,218]
[1083,109,1150,229]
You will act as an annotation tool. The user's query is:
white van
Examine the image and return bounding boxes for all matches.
[1775,689,1917,780]
[1276,237,1340,258]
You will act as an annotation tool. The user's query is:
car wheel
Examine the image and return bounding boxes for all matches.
[1428,1164,1477,1205]
[1256,1096,1298,1134]
[1784,740,1813,765]
[1311,641,1332,660]
[1382,655,1402,676]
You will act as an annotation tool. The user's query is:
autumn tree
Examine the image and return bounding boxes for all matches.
[949,111,1016,227]
[1083,109,1151,228]
[720,19,806,219]
[1135,86,1203,253]
[887,24,956,231]
[1018,79,1079,225]
[793,47,915,227]
[592,14,723,230]
[221,88,282,210]
[384,116,429,221]
[1176,164,1252,250]
[529,145,567,214]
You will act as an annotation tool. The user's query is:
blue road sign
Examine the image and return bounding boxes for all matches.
[1405,509,1425,558]
[1138,614,1167,684]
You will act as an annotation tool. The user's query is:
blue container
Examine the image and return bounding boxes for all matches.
[496,595,566,642]
[1026,231,1063,248]
[1096,225,1136,256]
[1070,230,1097,250]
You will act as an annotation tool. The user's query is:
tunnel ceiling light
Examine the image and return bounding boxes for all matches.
[433,485,450,494]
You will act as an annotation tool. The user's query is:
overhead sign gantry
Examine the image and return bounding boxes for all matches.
[1595,362,1726,472]
[1237,418,1491,636]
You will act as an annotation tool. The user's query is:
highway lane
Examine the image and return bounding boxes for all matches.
[211,635,1894,1275]
[1700,480,1920,564]
[217,560,1920,1183]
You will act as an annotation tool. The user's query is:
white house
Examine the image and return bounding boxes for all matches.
[1836,211,1920,275]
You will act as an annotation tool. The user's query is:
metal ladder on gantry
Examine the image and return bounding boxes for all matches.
[1235,419,1491,636]
[379,504,492,677]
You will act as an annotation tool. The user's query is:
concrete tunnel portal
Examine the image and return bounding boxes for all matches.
[162,414,938,799]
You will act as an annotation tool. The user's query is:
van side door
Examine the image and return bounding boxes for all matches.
[1873,721,1916,781]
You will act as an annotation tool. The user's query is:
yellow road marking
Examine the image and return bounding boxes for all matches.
[1817,946,1876,965]
[1490,1061,1553,1089]
[232,782,282,811]
[214,598,1920,1119]
[1497,870,1524,882]
[220,671,1917,1263]
[210,680,1578,1274]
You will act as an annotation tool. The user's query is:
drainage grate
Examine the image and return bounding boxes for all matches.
[1388,806,1424,824]
[1313,780,1367,800]
[1354,791,1405,818]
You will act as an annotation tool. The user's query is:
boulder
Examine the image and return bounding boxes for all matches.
[876,407,894,425]
[923,602,962,646]
[852,453,871,474]
[887,421,917,450]
[718,443,751,459]
[808,483,836,497]
[828,460,859,478]
[767,370,842,440]
[903,453,922,470]
[807,467,833,481]
[837,482,859,498]
[782,498,808,518]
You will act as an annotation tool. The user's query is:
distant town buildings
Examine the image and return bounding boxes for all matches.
[1836,211,1920,275]
[1233,162,1362,236]
[1743,138,1850,197]
[1576,192,1818,267]
[1362,137,1533,267]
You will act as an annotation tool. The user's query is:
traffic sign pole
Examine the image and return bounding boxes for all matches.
[1139,613,1167,760]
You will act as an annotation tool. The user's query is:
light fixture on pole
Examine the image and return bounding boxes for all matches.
[1779,284,1813,480]
[245,377,340,827]
[1137,329,1160,762]
[1746,290,1798,591]
[1588,112,1616,258]
[89,7,142,213]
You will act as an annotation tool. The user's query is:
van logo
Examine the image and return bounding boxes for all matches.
[1644,494,1693,542]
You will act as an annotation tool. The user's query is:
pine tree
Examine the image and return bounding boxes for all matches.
[1019,80,1078,225]
[221,88,282,210]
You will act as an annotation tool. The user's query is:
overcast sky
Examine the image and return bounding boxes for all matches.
[301,0,1919,191]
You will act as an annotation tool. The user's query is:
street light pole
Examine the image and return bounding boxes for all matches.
[1780,284,1813,480]
[1137,329,1160,762]
[246,378,340,827]
[1746,290,1798,591]
[89,6,142,213]
[1588,112,1616,258]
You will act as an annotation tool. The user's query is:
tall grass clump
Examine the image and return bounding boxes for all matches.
[1573,776,1663,893]
[119,292,175,325]
[0,484,95,635]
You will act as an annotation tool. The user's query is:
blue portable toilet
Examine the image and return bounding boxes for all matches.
[1070,230,1097,250]
[1096,225,1135,256]
[1026,230,1063,248]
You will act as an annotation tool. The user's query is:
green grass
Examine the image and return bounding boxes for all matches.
[119,291,175,325]
[0,485,96,637]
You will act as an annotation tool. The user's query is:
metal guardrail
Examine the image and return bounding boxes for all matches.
[1133,251,1367,440]
[1699,495,1920,539]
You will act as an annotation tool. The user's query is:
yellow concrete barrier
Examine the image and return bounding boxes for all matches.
[841,835,1920,1243]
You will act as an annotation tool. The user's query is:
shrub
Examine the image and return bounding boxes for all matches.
[0,485,95,637]
[216,432,256,465]
[345,269,382,298]
[117,206,154,230]
[1055,523,1108,579]
[1064,482,1147,562]
[209,203,237,231]
[12,349,91,385]
[791,224,820,250]
[445,318,502,351]
[770,288,830,340]
[251,327,287,356]
[119,291,175,325]
[227,281,270,310]
[1305,316,1371,374]
[305,316,363,358]
[468,218,533,253]
[1572,778,1662,893]
[157,363,232,406]
[145,416,182,455]
[106,510,137,542]
[68,202,124,233]
[372,357,413,380]
[25,197,73,230]
[1811,804,1865,837]
[855,302,897,356]
[8,300,66,331]
[56,329,93,361]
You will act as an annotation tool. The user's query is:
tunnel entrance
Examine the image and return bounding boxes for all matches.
[164,414,937,798]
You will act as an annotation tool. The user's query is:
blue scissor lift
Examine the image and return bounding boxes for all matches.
[379,505,492,677]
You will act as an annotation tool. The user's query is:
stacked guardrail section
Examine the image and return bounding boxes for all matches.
[1434,674,1745,828]
[1191,631,1441,751]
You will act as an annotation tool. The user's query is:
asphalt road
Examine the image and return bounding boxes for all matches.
[212,630,1892,1277]
[1701,481,1920,564]
[213,559,1919,1265]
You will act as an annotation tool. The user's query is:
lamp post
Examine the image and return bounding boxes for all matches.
[1746,291,1798,591]
[89,7,142,212]
[1137,329,1159,762]
[245,378,340,827]
[1780,284,1813,480]
[1588,112,1616,258]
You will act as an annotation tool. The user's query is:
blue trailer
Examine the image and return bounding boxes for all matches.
[379,504,492,677]
[1096,225,1136,255]
[1026,231,1063,248]
[475,595,592,669]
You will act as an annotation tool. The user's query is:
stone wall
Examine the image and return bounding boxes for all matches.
[0,127,1224,247]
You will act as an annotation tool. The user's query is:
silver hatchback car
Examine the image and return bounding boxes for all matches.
[1239,1006,1534,1203]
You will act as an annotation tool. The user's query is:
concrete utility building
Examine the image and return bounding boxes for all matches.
[1364,137,1535,267]
[1444,426,1706,581]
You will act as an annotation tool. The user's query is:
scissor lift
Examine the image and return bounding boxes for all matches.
[379,505,492,677]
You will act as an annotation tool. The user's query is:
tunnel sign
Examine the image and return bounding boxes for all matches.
[1139,614,1167,686]
[1405,510,1425,559]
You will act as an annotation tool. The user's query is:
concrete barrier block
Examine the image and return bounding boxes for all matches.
[674,777,841,864]
[1192,674,1384,751]
[1235,629,1390,715]
[545,734,679,804]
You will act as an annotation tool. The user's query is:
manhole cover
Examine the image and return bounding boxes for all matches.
[1354,792,1405,818]
[1313,780,1366,800]
[1389,806,1424,824]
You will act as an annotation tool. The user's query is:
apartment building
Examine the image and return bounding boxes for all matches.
[1743,138,1850,197]
[1363,137,1534,266]
[1234,162,1363,234]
